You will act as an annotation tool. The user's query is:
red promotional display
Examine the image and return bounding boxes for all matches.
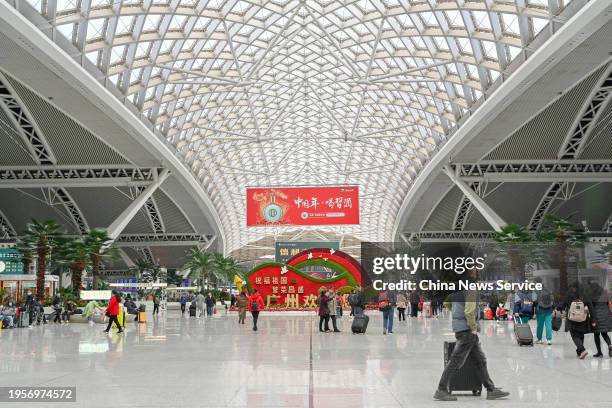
[246,186,359,226]
[246,248,363,309]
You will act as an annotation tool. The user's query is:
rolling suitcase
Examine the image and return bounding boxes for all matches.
[351,314,369,334]
[189,304,197,317]
[444,341,482,396]
[513,314,533,346]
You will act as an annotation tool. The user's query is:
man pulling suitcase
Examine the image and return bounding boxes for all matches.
[434,269,510,402]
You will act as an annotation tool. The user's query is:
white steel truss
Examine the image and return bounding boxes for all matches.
[0,72,90,234]
[452,182,481,231]
[114,233,213,247]
[0,209,17,238]
[528,182,565,231]
[16,0,575,252]
[135,186,166,234]
[403,231,497,243]
[136,246,156,264]
[0,71,55,165]
[559,63,612,159]
[456,161,612,182]
[0,166,163,188]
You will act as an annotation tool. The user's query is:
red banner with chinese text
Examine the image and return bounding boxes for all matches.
[246,186,359,226]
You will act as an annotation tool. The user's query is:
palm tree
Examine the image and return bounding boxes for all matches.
[84,228,118,289]
[538,214,587,295]
[24,219,65,301]
[182,248,214,289]
[213,254,242,286]
[58,238,91,294]
[15,236,36,275]
[495,224,532,282]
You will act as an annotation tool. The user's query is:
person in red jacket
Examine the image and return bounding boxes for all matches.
[247,289,265,331]
[103,290,123,334]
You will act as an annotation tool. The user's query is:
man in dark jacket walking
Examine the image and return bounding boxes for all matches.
[434,270,509,401]
[587,281,611,357]
[409,290,420,317]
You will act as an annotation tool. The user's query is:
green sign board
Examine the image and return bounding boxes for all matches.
[0,247,23,274]
[275,241,340,263]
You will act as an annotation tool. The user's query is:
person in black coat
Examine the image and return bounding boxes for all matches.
[588,281,612,357]
[558,282,593,359]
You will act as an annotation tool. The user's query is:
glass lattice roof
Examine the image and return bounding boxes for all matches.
[25,0,574,253]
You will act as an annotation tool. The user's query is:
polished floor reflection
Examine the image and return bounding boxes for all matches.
[1,311,611,408]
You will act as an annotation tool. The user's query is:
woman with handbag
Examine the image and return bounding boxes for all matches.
[588,281,612,357]
[103,290,123,334]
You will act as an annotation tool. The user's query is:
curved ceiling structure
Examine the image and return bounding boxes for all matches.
[10,0,582,253]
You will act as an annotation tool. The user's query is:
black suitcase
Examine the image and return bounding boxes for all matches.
[189,304,197,317]
[351,314,369,334]
[552,311,562,332]
[514,314,534,346]
[444,341,482,396]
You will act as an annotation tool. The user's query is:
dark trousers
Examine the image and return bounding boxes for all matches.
[251,311,260,329]
[594,332,611,354]
[153,304,159,315]
[410,303,419,317]
[180,304,186,314]
[438,331,495,392]
[491,306,497,320]
[319,315,330,331]
[330,315,339,331]
[105,315,122,332]
[398,308,406,321]
[206,305,214,316]
[53,308,62,323]
[570,331,586,355]
[350,306,354,316]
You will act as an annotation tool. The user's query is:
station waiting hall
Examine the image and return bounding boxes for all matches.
[1,0,612,407]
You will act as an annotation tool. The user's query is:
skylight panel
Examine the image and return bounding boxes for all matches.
[420,12,438,27]
[116,16,135,35]
[457,37,473,55]
[481,40,498,60]
[143,15,162,32]
[135,41,152,58]
[433,37,449,51]
[532,17,548,36]
[445,10,464,28]
[501,13,520,35]
[472,11,492,30]
[56,0,78,12]
[86,19,106,41]
[160,40,175,54]
[91,0,113,9]
[169,15,187,30]
[110,45,126,64]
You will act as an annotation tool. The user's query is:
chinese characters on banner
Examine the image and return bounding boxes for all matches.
[246,186,359,226]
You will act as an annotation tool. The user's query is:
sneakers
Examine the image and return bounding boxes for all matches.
[486,388,510,400]
[593,352,603,358]
[579,350,588,359]
[547,340,552,346]
[535,339,543,344]
[433,389,457,401]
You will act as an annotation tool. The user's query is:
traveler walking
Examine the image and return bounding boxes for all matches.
[397,292,407,321]
[513,290,533,324]
[327,288,340,332]
[534,278,554,345]
[205,293,216,317]
[378,289,396,334]
[588,281,612,358]
[248,289,264,331]
[488,292,499,322]
[558,282,593,359]
[410,290,420,318]
[196,292,205,317]
[52,293,63,323]
[318,287,330,332]
[25,289,35,328]
[152,295,160,316]
[62,299,76,323]
[336,291,343,318]
[434,270,509,401]
[179,293,188,316]
[236,290,248,324]
[103,290,123,334]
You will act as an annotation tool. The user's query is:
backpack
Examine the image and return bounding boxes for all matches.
[251,300,259,312]
[378,292,391,311]
[519,299,533,315]
[348,294,359,306]
[538,289,554,309]
[568,300,588,322]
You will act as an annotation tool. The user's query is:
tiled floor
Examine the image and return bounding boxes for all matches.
[1,311,611,408]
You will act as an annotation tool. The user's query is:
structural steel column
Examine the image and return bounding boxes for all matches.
[443,166,506,232]
[107,169,170,240]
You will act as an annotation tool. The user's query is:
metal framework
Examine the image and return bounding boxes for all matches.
[134,185,165,234]
[114,233,213,247]
[136,247,156,264]
[14,0,572,252]
[0,209,17,238]
[0,166,163,188]
[452,182,480,231]
[403,231,497,243]
[559,63,612,159]
[456,161,612,182]
[528,182,565,231]
[0,71,55,164]
[52,188,90,234]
